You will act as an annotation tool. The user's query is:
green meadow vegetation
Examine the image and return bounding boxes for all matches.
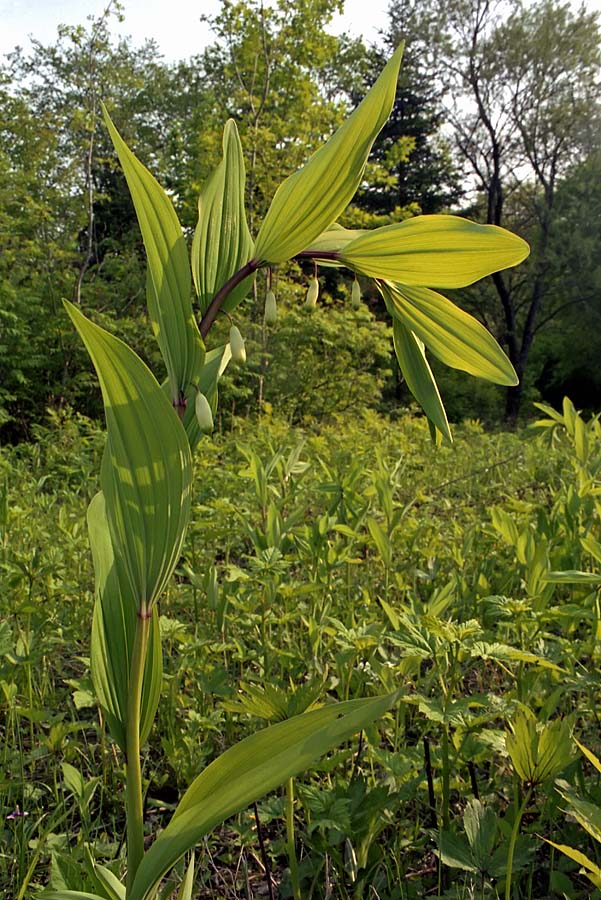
[3,403,601,898]
[1,0,601,897]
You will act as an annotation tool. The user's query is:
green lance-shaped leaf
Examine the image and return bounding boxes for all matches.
[192,119,255,315]
[544,841,601,889]
[391,316,451,442]
[340,215,529,287]
[307,223,369,254]
[88,492,162,752]
[254,44,404,264]
[40,893,108,900]
[65,301,192,613]
[128,693,398,900]
[103,106,204,403]
[380,281,518,386]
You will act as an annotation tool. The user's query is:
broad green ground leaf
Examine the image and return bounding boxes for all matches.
[129,693,398,900]
[381,281,517,386]
[437,831,477,872]
[88,492,162,752]
[254,44,404,264]
[103,106,204,403]
[65,302,192,613]
[391,316,451,442]
[192,120,254,315]
[464,799,498,867]
[341,215,529,287]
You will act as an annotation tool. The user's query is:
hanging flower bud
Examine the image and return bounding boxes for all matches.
[264,290,277,325]
[351,277,361,308]
[305,276,319,309]
[195,391,213,434]
[229,325,246,363]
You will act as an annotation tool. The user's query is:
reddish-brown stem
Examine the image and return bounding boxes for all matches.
[198,250,341,339]
[200,259,260,339]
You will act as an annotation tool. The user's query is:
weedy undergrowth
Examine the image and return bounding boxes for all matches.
[40,43,529,900]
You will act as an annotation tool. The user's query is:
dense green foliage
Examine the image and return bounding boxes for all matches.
[1,406,601,897]
[0,0,599,440]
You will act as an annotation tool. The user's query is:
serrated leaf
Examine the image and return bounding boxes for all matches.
[464,799,498,866]
[192,120,254,315]
[437,831,477,872]
[103,106,204,403]
[391,316,451,442]
[382,282,517,386]
[88,492,162,751]
[254,44,403,263]
[341,215,529,288]
[128,693,398,900]
[65,302,192,614]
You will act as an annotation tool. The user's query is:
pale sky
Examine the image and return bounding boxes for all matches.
[1,0,599,62]
[0,0,392,61]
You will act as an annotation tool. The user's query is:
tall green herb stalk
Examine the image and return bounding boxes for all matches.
[44,43,529,900]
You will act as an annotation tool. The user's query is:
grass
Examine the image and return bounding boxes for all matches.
[0,405,599,898]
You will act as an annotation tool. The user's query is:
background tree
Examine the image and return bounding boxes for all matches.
[439,0,600,419]
[356,2,462,220]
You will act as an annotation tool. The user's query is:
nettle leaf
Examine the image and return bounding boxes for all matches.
[341,215,529,287]
[437,831,476,872]
[192,120,255,315]
[65,302,192,613]
[103,106,204,403]
[88,492,162,752]
[381,281,517,386]
[254,44,404,264]
[391,316,451,442]
[128,693,398,900]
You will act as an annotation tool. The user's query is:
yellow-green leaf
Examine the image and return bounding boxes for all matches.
[575,739,601,774]
[254,45,404,264]
[545,840,601,888]
[88,492,162,752]
[192,120,254,315]
[391,317,451,442]
[381,281,518,386]
[341,215,529,287]
[103,106,204,403]
[128,693,398,900]
[65,301,192,613]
